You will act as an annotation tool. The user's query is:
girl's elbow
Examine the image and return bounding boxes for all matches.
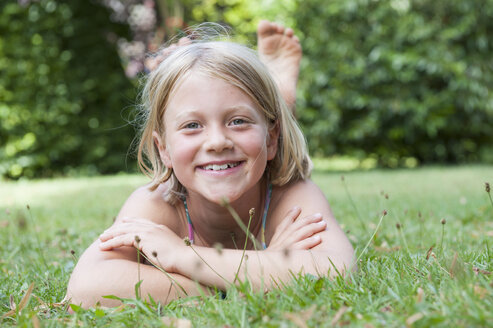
[66,268,121,308]
[66,275,100,309]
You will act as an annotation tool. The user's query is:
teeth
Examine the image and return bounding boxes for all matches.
[203,162,239,171]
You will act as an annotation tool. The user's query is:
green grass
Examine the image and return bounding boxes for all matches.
[1,165,492,327]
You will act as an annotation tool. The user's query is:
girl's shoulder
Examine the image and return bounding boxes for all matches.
[273,179,326,204]
[115,181,183,232]
[268,178,332,224]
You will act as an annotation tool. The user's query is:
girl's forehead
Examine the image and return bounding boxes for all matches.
[166,73,260,112]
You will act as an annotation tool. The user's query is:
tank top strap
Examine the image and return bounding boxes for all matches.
[183,197,194,244]
[261,183,273,249]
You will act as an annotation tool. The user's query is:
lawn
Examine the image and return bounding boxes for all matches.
[1,165,492,327]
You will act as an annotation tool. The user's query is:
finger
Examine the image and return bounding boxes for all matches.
[99,234,139,251]
[277,219,325,248]
[292,234,322,250]
[99,226,129,242]
[292,220,326,241]
[285,28,294,37]
[294,212,322,223]
[100,221,151,241]
[289,213,323,232]
[285,206,302,223]
[274,206,302,236]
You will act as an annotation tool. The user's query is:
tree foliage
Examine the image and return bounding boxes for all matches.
[0,0,135,178]
[295,0,493,166]
[2,0,492,179]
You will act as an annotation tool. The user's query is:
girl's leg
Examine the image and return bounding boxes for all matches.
[257,20,302,115]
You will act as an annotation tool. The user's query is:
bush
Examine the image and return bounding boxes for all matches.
[0,0,135,178]
[295,0,493,166]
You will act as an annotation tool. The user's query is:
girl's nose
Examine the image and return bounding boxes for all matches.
[204,126,233,152]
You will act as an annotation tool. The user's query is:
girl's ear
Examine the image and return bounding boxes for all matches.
[152,131,172,168]
[266,121,280,161]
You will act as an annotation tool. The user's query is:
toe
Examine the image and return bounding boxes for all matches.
[160,43,177,57]
[257,20,275,37]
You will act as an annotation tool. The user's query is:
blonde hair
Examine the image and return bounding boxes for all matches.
[137,39,311,204]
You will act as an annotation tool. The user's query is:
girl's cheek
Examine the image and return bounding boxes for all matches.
[169,138,199,160]
[243,130,267,152]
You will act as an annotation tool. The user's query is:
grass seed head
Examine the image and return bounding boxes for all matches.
[249,208,255,218]
[213,242,223,255]
[184,236,192,246]
[486,182,491,193]
[134,235,141,243]
[17,212,27,230]
[152,251,158,257]
[396,223,401,229]
[70,250,75,256]
[383,210,388,216]
[26,204,30,210]
[341,175,345,181]
[441,218,446,225]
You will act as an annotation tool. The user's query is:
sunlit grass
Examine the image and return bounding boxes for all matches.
[1,165,492,326]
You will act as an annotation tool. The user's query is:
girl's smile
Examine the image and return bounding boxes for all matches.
[197,160,244,175]
[155,72,278,204]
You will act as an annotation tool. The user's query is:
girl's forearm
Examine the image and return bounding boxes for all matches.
[175,246,350,290]
[67,248,209,308]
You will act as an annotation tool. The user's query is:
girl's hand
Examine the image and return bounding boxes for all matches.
[99,217,185,272]
[267,207,326,251]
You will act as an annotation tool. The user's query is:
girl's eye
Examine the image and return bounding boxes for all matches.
[231,118,245,126]
[185,122,200,129]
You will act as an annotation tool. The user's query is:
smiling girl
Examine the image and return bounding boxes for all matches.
[66,21,354,307]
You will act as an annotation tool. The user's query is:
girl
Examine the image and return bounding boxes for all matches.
[67,21,354,308]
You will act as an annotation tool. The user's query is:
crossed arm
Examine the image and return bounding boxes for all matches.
[66,180,354,308]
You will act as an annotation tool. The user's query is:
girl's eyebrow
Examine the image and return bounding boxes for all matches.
[173,104,260,121]
[170,109,204,127]
[173,109,200,121]
[226,104,259,113]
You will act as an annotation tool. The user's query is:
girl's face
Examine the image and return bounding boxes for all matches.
[156,72,278,204]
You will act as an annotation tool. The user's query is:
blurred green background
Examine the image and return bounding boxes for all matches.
[1,0,492,179]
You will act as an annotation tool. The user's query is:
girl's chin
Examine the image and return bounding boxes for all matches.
[195,188,243,205]
[206,192,240,205]
[187,181,261,205]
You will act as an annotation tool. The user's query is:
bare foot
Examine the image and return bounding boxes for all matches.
[257,20,302,114]
[145,37,191,72]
